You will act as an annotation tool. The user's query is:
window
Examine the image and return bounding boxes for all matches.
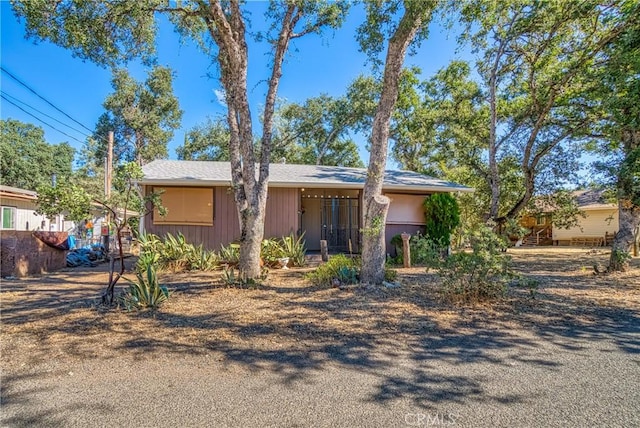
[1,206,16,230]
[536,214,547,226]
[153,187,214,226]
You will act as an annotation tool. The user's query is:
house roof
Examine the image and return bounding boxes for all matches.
[532,189,617,213]
[0,185,38,201]
[139,160,474,193]
[574,189,617,210]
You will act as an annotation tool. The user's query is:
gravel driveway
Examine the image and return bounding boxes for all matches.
[3,314,639,427]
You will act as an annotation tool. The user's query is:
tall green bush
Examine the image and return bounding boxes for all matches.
[423,193,461,247]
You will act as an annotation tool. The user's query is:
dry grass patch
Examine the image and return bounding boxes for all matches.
[1,248,638,368]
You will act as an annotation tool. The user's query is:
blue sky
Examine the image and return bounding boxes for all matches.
[1,2,468,165]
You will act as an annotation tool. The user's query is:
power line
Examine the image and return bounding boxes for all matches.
[1,66,94,133]
[1,94,86,145]
[1,90,91,137]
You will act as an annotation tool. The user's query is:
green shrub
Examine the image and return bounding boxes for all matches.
[511,275,540,299]
[122,264,169,310]
[307,254,359,287]
[261,238,285,267]
[384,267,398,282]
[410,232,444,269]
[437,225,513,302]
[423,193,460,246]
[392,231,443,270]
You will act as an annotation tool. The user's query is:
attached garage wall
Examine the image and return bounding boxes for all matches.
[553,208,618,244]
[144,186,298,250]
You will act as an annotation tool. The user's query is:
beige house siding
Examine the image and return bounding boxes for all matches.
[553,208,618,243]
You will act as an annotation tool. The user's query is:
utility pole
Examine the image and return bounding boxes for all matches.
[102,131,114,253]
[106,131,113,198]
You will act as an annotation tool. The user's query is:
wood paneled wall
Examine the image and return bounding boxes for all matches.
[144,186,299,250]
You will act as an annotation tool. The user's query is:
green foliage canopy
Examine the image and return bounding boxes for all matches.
[176,116,231,161]
[91,66,182,166]
[0,119,75,191]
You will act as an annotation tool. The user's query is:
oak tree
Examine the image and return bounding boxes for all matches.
[13,0,349,279]
[357,0,437,284]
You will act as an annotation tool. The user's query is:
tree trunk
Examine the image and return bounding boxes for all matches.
[361,5,431,284]
[608,201,640,272]
[238,207,266,279]
[608,129,640,272]
[487,34,507,221]
[206,2,322,280]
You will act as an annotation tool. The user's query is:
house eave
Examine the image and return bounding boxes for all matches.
[137,179,474,194]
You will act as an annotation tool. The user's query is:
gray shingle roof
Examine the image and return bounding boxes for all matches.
[140,160,473,193]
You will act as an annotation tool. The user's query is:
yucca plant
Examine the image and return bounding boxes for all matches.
[190,244,219,271]
[136,250,160,272]
[137,233,164,255]
[219,243,240,265]
[122,264,169,310]
[280,232,307,267]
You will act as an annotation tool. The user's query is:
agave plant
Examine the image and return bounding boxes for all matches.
[122,264,169,310]
[261,238,285,267]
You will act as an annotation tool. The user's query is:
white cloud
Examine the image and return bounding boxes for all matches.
[213,88,227,108]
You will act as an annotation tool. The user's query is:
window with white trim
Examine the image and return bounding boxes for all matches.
[1,206,16,230]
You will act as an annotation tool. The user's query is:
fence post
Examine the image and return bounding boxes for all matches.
[401,233,411,268]
[320,240,328,262]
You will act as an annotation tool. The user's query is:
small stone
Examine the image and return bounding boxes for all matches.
[382,281,400,288]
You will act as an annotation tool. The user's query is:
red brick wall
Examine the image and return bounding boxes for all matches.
[0,231,67,277]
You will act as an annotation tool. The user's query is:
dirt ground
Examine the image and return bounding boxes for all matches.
[1,248,639,368]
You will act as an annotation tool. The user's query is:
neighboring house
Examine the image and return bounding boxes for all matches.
[553,190,618,246]
[138,160,473,253]
[0,185,71,232]
[520,189,618,246]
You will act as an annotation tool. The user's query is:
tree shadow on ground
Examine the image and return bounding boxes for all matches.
[0,370,115,427]
[2,249,638,412]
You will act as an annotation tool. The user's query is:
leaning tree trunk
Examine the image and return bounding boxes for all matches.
[608,201,640,272]
[608,129,640,272]
[360,6,431,284]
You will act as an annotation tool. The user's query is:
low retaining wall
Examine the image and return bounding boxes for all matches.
[0,231,68,277]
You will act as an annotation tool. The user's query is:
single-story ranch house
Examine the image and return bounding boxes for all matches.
[139,160,473,253]
[520,189,619,247]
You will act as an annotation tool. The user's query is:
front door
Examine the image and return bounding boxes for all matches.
[321,197,359,252]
